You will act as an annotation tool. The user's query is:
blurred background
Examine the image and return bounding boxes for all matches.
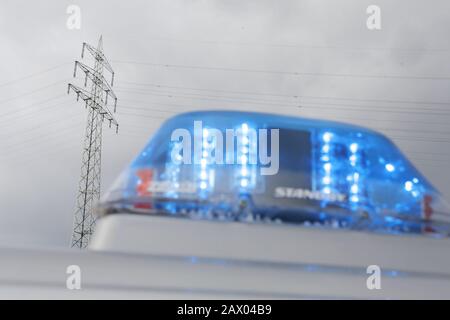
[0,0,449,247]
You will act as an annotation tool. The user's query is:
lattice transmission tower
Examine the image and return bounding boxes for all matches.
[67,36,118,248]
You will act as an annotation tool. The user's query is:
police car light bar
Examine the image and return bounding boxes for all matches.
[99,111,450,237]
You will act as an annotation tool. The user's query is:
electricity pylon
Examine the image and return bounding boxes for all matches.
[68,36,118,248]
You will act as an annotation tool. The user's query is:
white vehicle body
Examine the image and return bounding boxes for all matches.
[1,213,450,299]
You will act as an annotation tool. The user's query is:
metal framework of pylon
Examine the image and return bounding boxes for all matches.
[68,36,118,248]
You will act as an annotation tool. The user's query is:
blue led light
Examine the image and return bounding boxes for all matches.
[322,176,331,184]
[100,110,450,237]
[323,132,332,143]
[385,163,395,172]
[350,143,358,153]
[405,181,413,192]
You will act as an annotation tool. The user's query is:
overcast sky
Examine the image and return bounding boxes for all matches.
[1,0,449,247]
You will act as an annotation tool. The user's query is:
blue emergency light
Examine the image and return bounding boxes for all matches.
[99,111,450,236]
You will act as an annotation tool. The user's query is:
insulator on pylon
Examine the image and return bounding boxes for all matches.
[73,62,78,78]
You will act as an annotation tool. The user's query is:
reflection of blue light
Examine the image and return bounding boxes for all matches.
[240,179,249,187]
[385,163,395,172]
[189,256,198,264]
[389,270,399,277]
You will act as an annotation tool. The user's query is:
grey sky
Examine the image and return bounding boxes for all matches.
[1,0,449,247]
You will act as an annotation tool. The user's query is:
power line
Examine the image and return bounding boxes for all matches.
[388,135,450,144]
[117,83,450,114]
[115,87,300,108]
[121,36,450,54]
[301,111,450,126]
[115,88,450,120]
[0,79,70,107]
[113,60,450,81]
[116,98,450,128]
[3,135,82,164]
[299,102,450,116]
[0,102,76,128]
[0,95,67,119]
[117,111,168,120]
[0,63,70,89]
[118,104,174,114]
[407,150,450,157]
[119,80,450,109]
[0,112,83,141]
[0,122,83,154]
